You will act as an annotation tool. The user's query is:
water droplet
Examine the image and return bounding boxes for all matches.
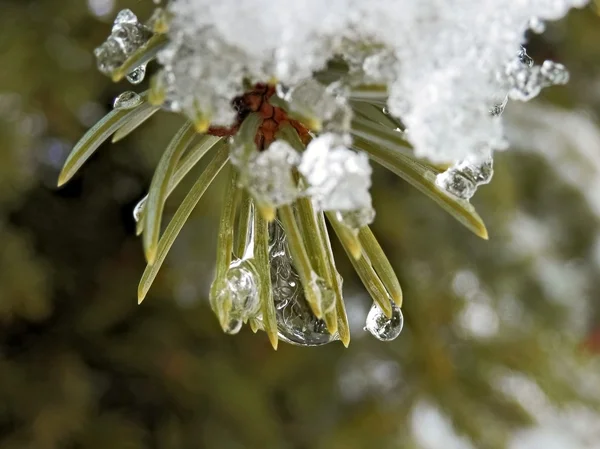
[528,17,546,34]
[364,302,403,341]
[126,64,147,85]
[133,195,147,222]
[223,318,243,335]
[225,259,261,320]
[113,91,142,110]
[269,220,338,346]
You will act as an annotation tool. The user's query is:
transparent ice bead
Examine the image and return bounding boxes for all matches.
[364,302,403,342]
[113,91,143,110]
[126,64,147,85]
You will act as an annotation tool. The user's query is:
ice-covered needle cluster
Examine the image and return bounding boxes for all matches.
[72,0,588,347]
[163,0,586,163]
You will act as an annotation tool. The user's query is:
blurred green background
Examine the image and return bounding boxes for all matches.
[2,1,600,448]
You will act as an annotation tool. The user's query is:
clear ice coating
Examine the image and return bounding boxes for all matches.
[240,140,301,208]
[299,133,373,211]
[113,91,143,110]
[269,220,338,346]
[94,9,152,77]
[435,157,494,201]
[364,302,404,342]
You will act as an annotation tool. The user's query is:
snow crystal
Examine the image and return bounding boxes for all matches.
[241,140,301,208]
[299,133,372,211]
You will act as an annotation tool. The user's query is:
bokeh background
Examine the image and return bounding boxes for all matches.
[2,1,600,448]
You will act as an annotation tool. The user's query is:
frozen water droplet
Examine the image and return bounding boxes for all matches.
[113,91,142,110]
[133,195,147,222]
[540,60,569,85]
[364,302,403,341]
[223,318,243,335]
[336,206,376,231]
[518,47,534,67]
[126,64,147,85]
[225,259,261,320]
[456,158,494,186]
[113,9,137,28]
[269,220,338,346]
[435,169,477,200]
[528,17,546,34]
[436,157,493,200]
[94,9,151,76]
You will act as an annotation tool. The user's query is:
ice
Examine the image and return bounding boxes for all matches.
[364,301,404,341]
[269,220,338,346]
[133,195,147,222]
[105,0,586,161]
[240,140,301,209]
[94,9,151,76]
[113,91,143,110]
[126,64,147,85]
[299,133,372,211]
[435,157,494,200]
